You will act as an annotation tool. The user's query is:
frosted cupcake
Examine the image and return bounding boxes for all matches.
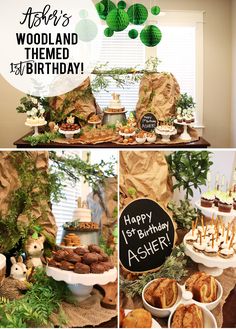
[218,194,233,213]
[201,191,215,208]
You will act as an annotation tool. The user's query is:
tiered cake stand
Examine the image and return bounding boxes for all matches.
[195,201,236,223]
[25,121,47,136]
[59,128,81,139]
[46,266,117,301]
[183,233,236,276]
[155,127,177,142]
[174,119,194,141]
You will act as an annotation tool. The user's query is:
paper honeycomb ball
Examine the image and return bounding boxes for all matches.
[106,8,130,32]
[98,0,116,20]
[118,1,127,9]
[151,6,161,15]
[104,27,114,37]
[95,2,105,16]
[128,29,138,39]
[76,19,98,42]
[140,25,162,47]
[127,4,148,25]
[79,10,89,19]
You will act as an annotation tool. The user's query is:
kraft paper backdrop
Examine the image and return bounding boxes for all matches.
[136,73,180,123]
[120,151,173,210]
[49,77,101,122]
[0,151,57,247]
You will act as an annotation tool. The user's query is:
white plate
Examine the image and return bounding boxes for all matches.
[124,310,161,328]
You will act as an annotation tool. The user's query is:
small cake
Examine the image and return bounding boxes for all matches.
[144,278,178,309]
[171,304,204,328]
[204,245,218,257]
[121,309,152,328]
[218,194,233,213]
[200,191,215,208]
[177,115,183,123]
[185,234,198,245]
[219,247,234,258]
[214,190,222,206]
[185,272,218,303]
[107,93,125,113]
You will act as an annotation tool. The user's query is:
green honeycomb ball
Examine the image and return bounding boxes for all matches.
[104,27,114,37]
[99,0,116,20]
[127,4,148,25]
[106,8,130,32]
[151,6,161,16]
[118,1,126,9]
[140,25,162,47]
[95,2,105,16]
[128,29,138,39]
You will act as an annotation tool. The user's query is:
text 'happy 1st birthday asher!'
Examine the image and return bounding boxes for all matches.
[120,198,175,273]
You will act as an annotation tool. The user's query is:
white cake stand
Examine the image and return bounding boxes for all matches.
[174,119,193,141]
[88,120,102,129]
[0,254,6,271]
[25,121,47,136]
[183,233,236,276]
[59,128,81,139]
[155,127,177,142]
[46,266,117,301]
[119,131,136,139]
[195,201,236,223]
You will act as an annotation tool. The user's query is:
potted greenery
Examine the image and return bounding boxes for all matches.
[176,93,195,122]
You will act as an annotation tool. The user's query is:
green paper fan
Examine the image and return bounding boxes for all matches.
[140,25,162,47]
[106,8,129,32]
[127,4,148,25]
[128,29,138,39]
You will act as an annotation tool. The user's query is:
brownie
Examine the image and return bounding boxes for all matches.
[65,252,81,263]
[100,252,109,262]
[88,244,103,254]
[48,259,59,268]
[74,247,89,255]
[74,262,90,274]
[53,250,68,261]
[59,260,75,271]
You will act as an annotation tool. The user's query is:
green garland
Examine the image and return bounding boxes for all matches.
[23,131,61,146]
[120,244,188,298]
[0,268,76,328]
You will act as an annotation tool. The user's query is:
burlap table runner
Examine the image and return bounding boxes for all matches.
[121,266,236,328]
[50,289,117,328]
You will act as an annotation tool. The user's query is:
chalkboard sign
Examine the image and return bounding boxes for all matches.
[120,198,175,273]
[140,113,158,132]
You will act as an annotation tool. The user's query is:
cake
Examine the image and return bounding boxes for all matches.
[106,93,125,113]
[156,125,176,133]
[88,114,101,123]
[218,194,233,213]
[121,309,152,328]
[185,272,218,303]
[171,304,204,328]
[144,278,178,309]
[62,199,99,246]
[200,191,215,208]
[61,233,80,247]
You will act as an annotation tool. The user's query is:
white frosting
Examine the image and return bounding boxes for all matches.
[220,248,234,256]
[108,93,123,109]
[193,242,206,251]
[202,236,211,244]
[26,117,46,125]
[205,245,219,253]
[207,228,215,235]
[156,125,175,133]
[72,208,91,222]
[186,234,197,242]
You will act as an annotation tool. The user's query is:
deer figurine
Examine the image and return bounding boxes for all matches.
[25,235,45,269]
[0,256,28,300]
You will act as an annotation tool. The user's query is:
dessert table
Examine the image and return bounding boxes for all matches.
[14,133,210,149]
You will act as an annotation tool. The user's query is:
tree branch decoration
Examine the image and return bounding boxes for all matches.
[120,244,188,298]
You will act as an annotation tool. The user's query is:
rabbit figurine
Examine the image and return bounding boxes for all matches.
[0,256,28,300]
[25,235,45,269]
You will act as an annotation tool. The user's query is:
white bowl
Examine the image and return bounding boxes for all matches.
[147,136,157,143]
[136,137,146,144]
[167,301,217,328]
[142,280,182,318]
[184,279,223,311]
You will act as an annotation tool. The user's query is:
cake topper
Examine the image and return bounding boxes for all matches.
[77,197,82,208]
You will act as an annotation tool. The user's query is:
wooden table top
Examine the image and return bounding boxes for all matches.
[14,133,211,149]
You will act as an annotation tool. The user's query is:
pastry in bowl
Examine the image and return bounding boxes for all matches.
[144,278,178,308]
[185,272,218,303]
[171,304,204,328]
[121,309,152,328]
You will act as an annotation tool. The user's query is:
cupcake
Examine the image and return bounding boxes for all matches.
[200,191,215,208]
[218,194,233,213]
[219,247,234,258]
[214,190,223,206]
[177,115,183,123]
[233,197,236,210]
[204,245,218,257]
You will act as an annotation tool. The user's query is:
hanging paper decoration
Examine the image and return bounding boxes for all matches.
[76,18,98,42]
[106,8,130,32]
[151,6,161,16]
[97,0,116,20]
[95,3,105,16]
[140,25,162,47]
[79,10,89,19]
[118,1,127,9]
[127,4,148,25]
[104,27,114,37]
[128,29,139,39]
